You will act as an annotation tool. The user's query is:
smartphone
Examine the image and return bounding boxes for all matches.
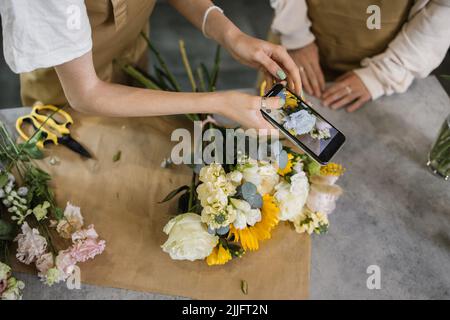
[261,83,345,165]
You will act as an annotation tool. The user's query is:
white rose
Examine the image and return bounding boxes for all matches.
[274,172,309,221]
[162,213,218,261]
[230,198,262,230]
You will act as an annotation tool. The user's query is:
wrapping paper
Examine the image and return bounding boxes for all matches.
[14,112,310,299]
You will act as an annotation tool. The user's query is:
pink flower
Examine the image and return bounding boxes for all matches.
[14,222,47,265]
[55,250,77,280]
[70,238,106,263]
[71,224,99,242]
[36,252,54,276]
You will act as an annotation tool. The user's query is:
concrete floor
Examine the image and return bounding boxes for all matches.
[0,0,449,300]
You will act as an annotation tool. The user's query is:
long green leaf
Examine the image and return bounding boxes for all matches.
[141,32,181,91]
[122,64,161,90]
[159,185,190,203]
[210,45,222,92]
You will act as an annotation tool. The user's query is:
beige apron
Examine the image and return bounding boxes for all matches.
[20,0,156,106]
[306,0,414,76]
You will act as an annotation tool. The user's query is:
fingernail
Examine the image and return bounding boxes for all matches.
[276,69,287,80]
[279,96,286,107]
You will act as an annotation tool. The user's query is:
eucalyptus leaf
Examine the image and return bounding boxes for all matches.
[247,193,263,209]
[159,185,190,203]
[216,225,230,236]
[241,182,257,199]
[278,150,288,170]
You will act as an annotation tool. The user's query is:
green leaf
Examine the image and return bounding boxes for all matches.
[113,151,122,162]
[20,143,44,159]
[177,192,190,213]
[209,45,221,91]
[54,207,64,220]
[26,130,44,146]
[159,185,190,203]
[0,220,14,240]
[241,280,248,295]
[0,172,8,188]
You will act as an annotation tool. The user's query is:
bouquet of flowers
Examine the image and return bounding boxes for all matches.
[161,153,344,266]
[123,35,345,267]
[0,121,105,300]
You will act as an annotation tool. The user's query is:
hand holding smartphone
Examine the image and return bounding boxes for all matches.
[261,84,346,164]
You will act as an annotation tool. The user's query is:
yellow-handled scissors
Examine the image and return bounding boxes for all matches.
[16,105,92,158]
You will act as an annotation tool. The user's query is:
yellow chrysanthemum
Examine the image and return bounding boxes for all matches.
[228,195,280,251]
[206,244,232,266]
[320,163,345,177]
[278,153,294,176]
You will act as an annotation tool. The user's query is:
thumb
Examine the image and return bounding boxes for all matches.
[264,96,285,110]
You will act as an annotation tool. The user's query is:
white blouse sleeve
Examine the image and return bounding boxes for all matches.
[0,0,92,73]
[270,0,315,50]
[354,0,450,99]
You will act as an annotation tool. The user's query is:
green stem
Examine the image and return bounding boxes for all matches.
[187,173,196,212]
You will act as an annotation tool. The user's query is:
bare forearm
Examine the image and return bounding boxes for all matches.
[76,81,223,117]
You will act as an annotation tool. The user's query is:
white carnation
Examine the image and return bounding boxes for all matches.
[274,172,309,221]
[230,198,261,230]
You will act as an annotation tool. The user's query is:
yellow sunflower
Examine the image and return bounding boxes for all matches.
[206,244,232,266]
[278,153,294,176]
[228,195,280,251]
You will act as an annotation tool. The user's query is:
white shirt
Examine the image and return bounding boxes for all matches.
[271,0,450,99]
[0,0,92,73]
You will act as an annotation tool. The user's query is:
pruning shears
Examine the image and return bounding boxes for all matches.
[15,105,92,158]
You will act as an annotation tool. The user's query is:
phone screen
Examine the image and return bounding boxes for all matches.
[262,84,345,164]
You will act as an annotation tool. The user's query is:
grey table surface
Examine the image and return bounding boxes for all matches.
[1,76,449,300]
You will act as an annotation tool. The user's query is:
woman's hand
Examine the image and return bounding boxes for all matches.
[224,30,302,96]
[322,72,371,112]
[217,91,284,130]
[288,42,325,98]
